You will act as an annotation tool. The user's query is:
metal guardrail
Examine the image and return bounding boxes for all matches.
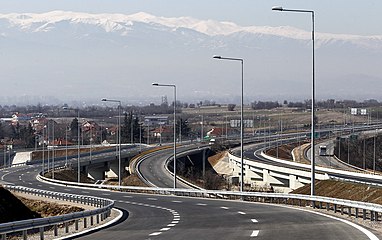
[38,173,382,223]
[0,185,114,240]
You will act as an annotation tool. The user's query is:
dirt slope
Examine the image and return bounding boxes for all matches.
[292,180,382,204]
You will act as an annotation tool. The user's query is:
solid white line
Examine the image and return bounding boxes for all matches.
[238,211,246,215]
[149,232,162,236]
[251,219,258,223]
[55,208,123,240]
[281,205,379,240]
[250,230,260,237]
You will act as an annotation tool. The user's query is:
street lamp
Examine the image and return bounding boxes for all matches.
[272,6,316,196]
[213,55,245,192]
[152,83,177,189]
[102,98,122,186]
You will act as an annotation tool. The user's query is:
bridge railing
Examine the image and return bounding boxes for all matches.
[38,174,382,223]
[0,185,114,240]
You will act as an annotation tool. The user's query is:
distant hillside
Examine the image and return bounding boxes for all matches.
[0,11,382,102]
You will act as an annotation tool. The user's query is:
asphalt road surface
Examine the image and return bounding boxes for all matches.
[0,160,379,239]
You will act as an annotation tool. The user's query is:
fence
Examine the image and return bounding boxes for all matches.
[0,185,114,240]
[38,174,382,223]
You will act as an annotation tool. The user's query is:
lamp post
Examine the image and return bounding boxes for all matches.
[272,6,316,196]
[152,83,177,189]
[213,55,244,192]
[77,109,80,183]
[102,98,122,186]
[42,125,46,175]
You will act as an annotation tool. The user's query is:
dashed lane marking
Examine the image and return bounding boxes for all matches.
[149,232,162,236]
[172,200,182,203]
[238,211,246,215]
[251,219,258,223]
[250,230,260,237]
[117,200,180,238]
[221,206,229,210]
[196,203,207,206]
[147,198,157,201]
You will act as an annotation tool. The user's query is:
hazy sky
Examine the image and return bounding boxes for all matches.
[1,0,381,36]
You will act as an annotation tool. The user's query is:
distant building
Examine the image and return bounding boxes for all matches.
[206,127,224,138]
[152,126,173,139]
[11,113,33,125]
[144,116,168,127]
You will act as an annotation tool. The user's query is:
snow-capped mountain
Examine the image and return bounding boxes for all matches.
[0,11,381,104]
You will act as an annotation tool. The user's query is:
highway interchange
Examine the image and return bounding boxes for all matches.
[1,143,380,239]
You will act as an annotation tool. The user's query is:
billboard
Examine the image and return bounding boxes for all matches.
[350,108,358,115]
[360,109,367,115]
[230,119,253,128]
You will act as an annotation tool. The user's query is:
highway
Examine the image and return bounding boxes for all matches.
[137,147,191,188]
[1,148,379,239]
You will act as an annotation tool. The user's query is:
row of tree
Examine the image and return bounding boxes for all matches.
[334,135,382,171]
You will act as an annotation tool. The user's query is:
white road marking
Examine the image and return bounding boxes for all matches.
[280,205,379,240]
[197,203,207,206]
[149,232,162,236]
[102,193,111,196]
[221,206,229,210]
[172,200,182,203]
[119,200,179,237]
[250,230,260,237]
[37,185,42,187]
[64,189,71,191]
[251,219,258,223]
[49,187,55,189]
[147,198,157,201]
[82,191,90,193]
[238,211,246,215]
